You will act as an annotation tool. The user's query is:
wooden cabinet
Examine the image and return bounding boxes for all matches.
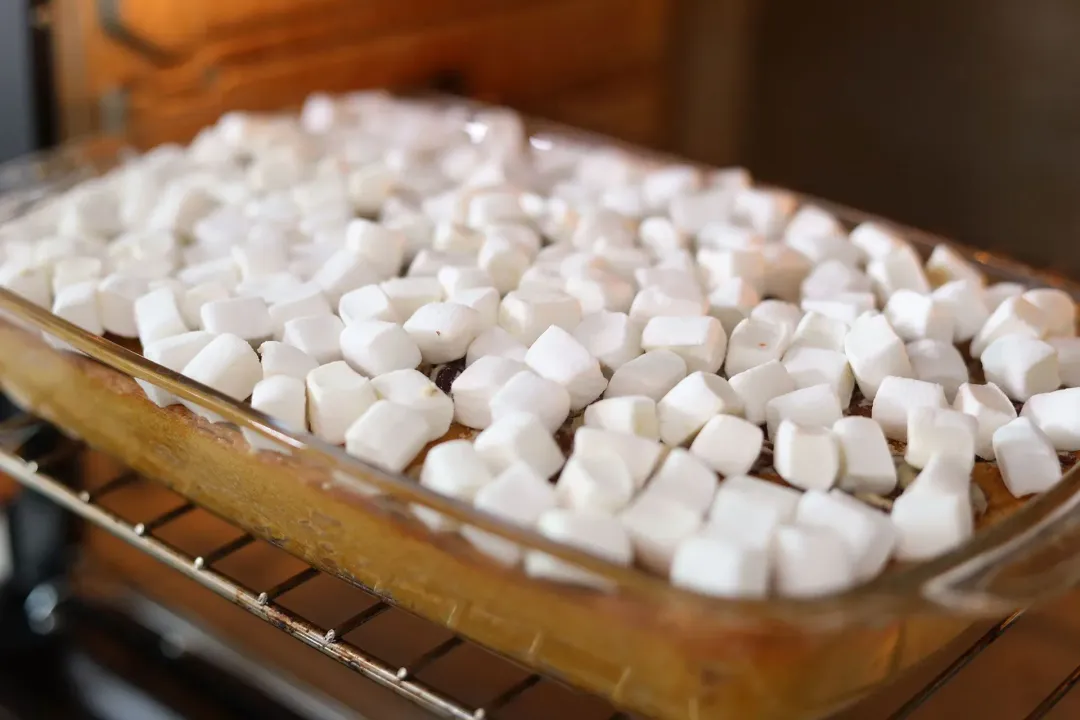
[53,0,674,149]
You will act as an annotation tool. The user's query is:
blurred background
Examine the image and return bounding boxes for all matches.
[4,0,1080,278]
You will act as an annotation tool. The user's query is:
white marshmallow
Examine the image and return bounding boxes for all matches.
[1023,288,1076,338]
[450,356,527,429]
[1021,388,1080,451]
[201,296,273,344]
[524,325,608,411]
[371,368,454,442]
[800,292,877,326]
[953,382,1017,460]
[605,349,688,402]
[135,287,189,346]
[340,320,422,377]
[380,276,444,321]
[891,481,973,562]
[844,313,914,400]
[710,475,802,524]
[312,249,382,304]
[498,288,582,345]
[469,190,527,229]
[698,222,763,251]
[583,396,659,439]
[867,245,931,299]
[639,449,717,514]
[280,314,344,365]
[463,463,558,566]
[345,400,429,473]
[658,372,744,446]
[849,222,906,261]
[751,300,802,336]
[416,440,494,531]
[926,245,984,288]
[642,164,702,211]
[629,284,706,323]
[516,265,564,294]
[306,361,378,445]
[478,234,529,294]
[409,250,473,280]
[180,333,262,414]
[906,339,969,402]
[764,384,843,440]
[244,376,307,453]
[697,248,765,294]
[801,260,872,300]
[773,525,856,597]
[489,370,571,434]
[338,284,401,325]
[640,315,726,374]
[179,280,230,330]
[787,230,862,268]
[525,509,633,590]
[931,280,990,343]
[439,266,493,298]
[670,187,734,234]
[728,360,797,426]
[0,262,50,308]
[725,317,791,377]
[258,340,319,381]
[905,454,972,496]
[403,301,482,365]
[706,279,760,335]
[573,427,663,489]
[992,417,1063,497]
[981,335,1060,402]
[905,406,977,472]
[345,219,406,278]
[782,346,854,408]
[731,187,796,237]
[484,223,541,259]
[556,452,635,514]
[620,496,702,574]
[96,274,148,337]
[984,282,1026,311]
[669,536,768,598]
[871,376,948,441]
[474,411,565,479]
[832,416,897,495]
[564,272,635,315]
[572,311,642,374]
[774,420,840,491]
[784,204,843,244]
[884,289,955,342]
[466,326,528,366]
[267,288,331,340]
[703,486,784,552]
[138,331,215,407]
[690,414,763,477]
[48,280,103,350]
[177,259,239,291]
[796,489,896,581]
[761,243,812,302]
[970,296,1050,358]
[1049,337,1080,387]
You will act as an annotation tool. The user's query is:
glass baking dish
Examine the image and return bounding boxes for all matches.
[0,97,1078,720]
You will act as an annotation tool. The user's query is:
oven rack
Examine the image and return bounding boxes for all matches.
[0,410,1078,720]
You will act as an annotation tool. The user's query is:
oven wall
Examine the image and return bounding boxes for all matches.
[0,2,37,164]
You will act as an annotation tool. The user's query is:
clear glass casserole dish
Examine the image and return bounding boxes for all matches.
[0,97,1078,720]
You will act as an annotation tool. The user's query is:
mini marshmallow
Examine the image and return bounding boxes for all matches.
[689,414,763,477]
[905,406,977,472]
[583,396,659,439]
[312,249,382,305]
[244,376,307,453]
[784,204,843,243]
[201,296,273,344]
[658,372,744,447]
[728,360,797,426]
[906,339,968,402]
[439,266,493,298]
[48,281,103,349]
[642,164,702,211]
[773,525,856,597]
[180,280,231,330]
[696,248,766,294]
[703,487,784,551]
[725,317,791,377]
[871,376,948,441]
[970,296,1050,358]
[556,452,635,514]
[605,349,688,401]
[782,346,854,407]
[844,313,914,400]
[138,331,215,407]
[931,280,989,343]
[489,370,571,434]
[670,187,734,234]
[415,440,494,531]
[787,231,862,269]
[764,384,843,440]
[796,489,896,581]
[345,219,406,278]
[984,282,1025,311]
[1021,388,1080,451]
[639,449,717,514]
[620,496,702,574]
[177,258,239,290]
[96,274,148,337]
[669,536,768,598]
[0,262,50,308]
[463,463,558,566]
[466,326,528,366]
[498,288,582,345]
[849,222,906,261]
[867,245,931,300]
[953,382,1017,460]
[640,315,727,374]
[761,243,812,302]
[478,234,529,294]
[1023,288,1076,338]
[1050,337,1080,387]
[525,509,633,590]
[135,287,189,345]
[628,284,706,324]
[698,222,763,251]
[484,223,541,259]
[469,190,527,229]
[832,416,897,495]
[801,260,872,300]
[371,368,454,442]
[926,245,984,288]
[753,304,805,341]
[267,288,332,339]
[524,325,608,411]
[800,292,877,326]
[403,301,481,365]
[474,412,565,479]
[345,400,429,473]
[992,417,1063,497]
[281,314,344,365]
[707,279,760,335]
[884,289,955,342]
[710,475,802,525]
[258,340,319,381]
[774,420,840,491]
[180,332,262,418]
[306,361,378,445]
[572,311,642,373]
[573,427,663,489]
[451,356,527,429]
[891,481,973,562]
[981,335,1059,402]
[338,284,401,325]
[380,276,444,321]
[564,272,636,315]
[516,265,565,294]
[731,187,796,237]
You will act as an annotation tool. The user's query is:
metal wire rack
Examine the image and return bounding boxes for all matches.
[1,410,1079,720]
